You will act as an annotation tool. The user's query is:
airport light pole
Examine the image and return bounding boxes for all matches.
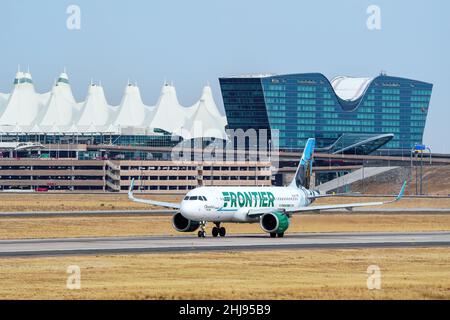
[412,144,427,195]
[425,146,432,195]
[410,147,416,195]
[420,150,423,195]
[362,162,365,195]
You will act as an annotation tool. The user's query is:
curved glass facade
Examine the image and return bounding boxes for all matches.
[219,73,432,153]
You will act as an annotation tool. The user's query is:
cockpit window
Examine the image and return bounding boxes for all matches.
[184,196,207,201]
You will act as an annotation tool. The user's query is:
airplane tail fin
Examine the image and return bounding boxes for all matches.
[128,178,135,200]
[289,138,315,189]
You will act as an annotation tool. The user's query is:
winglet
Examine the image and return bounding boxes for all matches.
[396,181,407,201]
[128,178,135,200]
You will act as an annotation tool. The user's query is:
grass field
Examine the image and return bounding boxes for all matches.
[0,247,448,299]
[0,193,449,212]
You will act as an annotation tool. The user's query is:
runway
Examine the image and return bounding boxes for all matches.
[0,231,449,257]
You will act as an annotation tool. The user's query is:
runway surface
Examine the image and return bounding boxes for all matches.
[0,231,449,257]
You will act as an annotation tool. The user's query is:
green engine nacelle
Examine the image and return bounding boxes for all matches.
[260,211,290,234]
[172,212,200,232]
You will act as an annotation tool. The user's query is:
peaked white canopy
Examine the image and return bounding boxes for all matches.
[0,71,47,126]
[40,73,78,127]
[0,71,228,140]
[189,86,227,127]
[77,84,116,127]
[149,84,186,133]
[331,76,374,101]
[180,97,227,140]
[0,93,9,116]
[113,84,153,128]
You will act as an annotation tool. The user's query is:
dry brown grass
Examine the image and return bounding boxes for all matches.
[1,214,450,240]
[0,247,449,299]
[0,193,448,212]
[0,193,184,212]
[318,196,450,209]
[355,166,450,196]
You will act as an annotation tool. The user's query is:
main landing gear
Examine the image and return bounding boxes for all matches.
[211,222,226,238]
[270,232,284,238]
[197,222,227,238]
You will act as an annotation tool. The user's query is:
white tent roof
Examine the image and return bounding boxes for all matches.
[149,83,186,133]
[62,123,81,134]
[40,73,78,127]
[189,85,227,127]
[114,84,154,127]
[0,93,10,117]
[77,84,116,127]
[0,71,47,126]
[0,72,229,140]
[180,97,227,140]
[331,76,374,101]
[28,124,45,134]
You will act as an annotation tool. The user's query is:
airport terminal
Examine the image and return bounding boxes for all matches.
[219,72,432,154]
[0,70,446,193]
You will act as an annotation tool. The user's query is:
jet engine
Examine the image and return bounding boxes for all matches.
[172,212,200,232]
[260,211,290,234]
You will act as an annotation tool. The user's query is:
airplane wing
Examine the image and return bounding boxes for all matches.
[128,179,181,209]
[248,181,407,217]
[307,192,361,200]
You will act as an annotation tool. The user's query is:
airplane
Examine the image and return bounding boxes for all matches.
[128,138,407,238]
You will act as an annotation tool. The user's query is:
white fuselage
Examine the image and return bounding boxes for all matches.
[180,186,315,223]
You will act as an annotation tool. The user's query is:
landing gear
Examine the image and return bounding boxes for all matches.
[198,230,206,238]
[197,221,207,238]
[212,223,226,238]
[270,232,284,238]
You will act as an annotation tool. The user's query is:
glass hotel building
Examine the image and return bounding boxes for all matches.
[219,73,433,155]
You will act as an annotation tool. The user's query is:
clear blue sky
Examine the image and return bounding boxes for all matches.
[0,0,449,152]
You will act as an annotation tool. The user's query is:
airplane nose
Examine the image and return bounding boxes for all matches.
[181,201,204,221]
[181,202,197,215]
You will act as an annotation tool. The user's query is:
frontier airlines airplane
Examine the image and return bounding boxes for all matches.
[129,138,406,238]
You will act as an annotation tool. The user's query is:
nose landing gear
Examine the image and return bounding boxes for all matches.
[197,221,207,238]
[212,223,226,238]
[197,222,227,238]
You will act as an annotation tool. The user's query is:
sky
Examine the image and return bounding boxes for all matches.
[0,0,449,152]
